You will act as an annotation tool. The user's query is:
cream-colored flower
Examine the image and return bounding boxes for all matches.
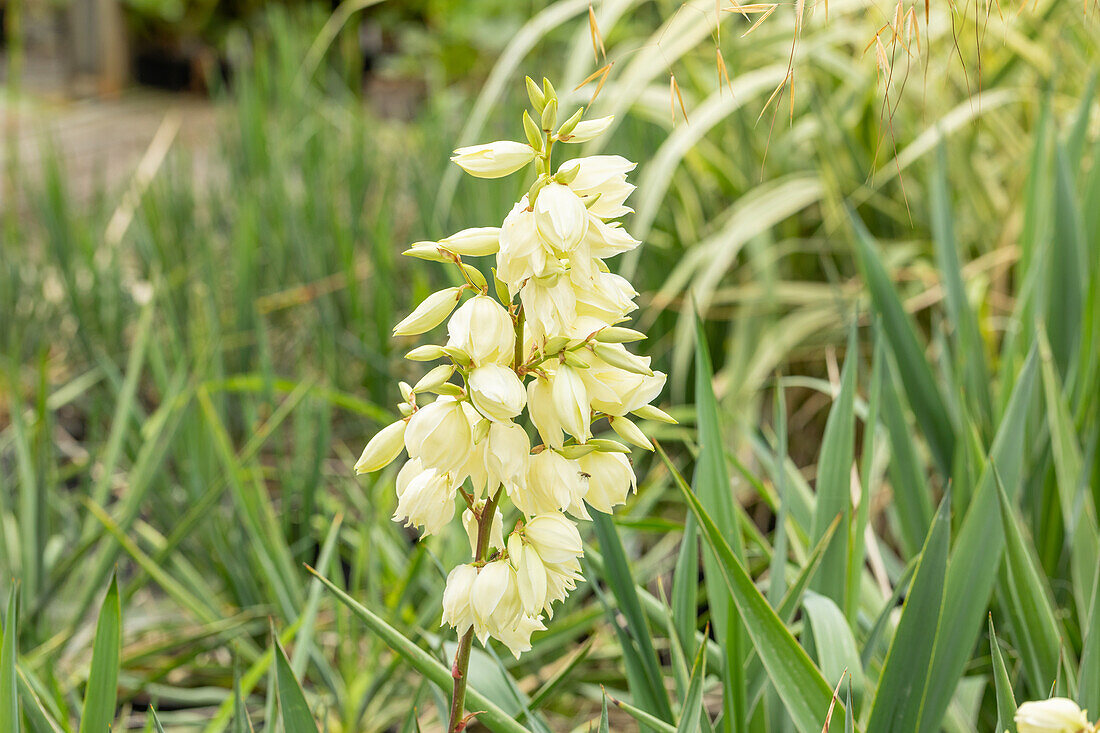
[1016,698,1092,733]
[452,141,536,178]
[560,115,614,143]
[354,419,406,474]
[578,451,635,513]
[483,421,530,491]
[534,183,588,253]
[583,216,641,258]
[495,613,545,658]
[441,563,478,634]
[513,451,585,516]
[393,287,463,336]
[471,560,524,643]
[468,364,526,421]
[519,275,577,344]
[551,364,590,442]
[527,376,564,450]
[393,460,456,536]
[497,200,551,293]
[525,512,583,563]
[509,533,548,616]
[447,295,515,366]
[440,227,501,256]
[404,398,472,473]
[558,155,636,219]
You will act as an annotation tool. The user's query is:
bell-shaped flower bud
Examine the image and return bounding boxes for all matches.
[577,451,636,513]
[354,419,407,474]
[610,415,653,451]
[404,398,473,473]
[393,287,463,336]
[1015,698,1092,733]
[412,364,456,394]
[452,141,536,179]
[534,183,588,253]
[441,227,501,257]
[468,364,526,421]
[441,563,478,634]
[551,364,590,442]
[560,115,614,143]
[524,512,583,565]
[447,295,515,366]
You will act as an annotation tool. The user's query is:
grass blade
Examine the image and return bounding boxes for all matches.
[988,616,1018,733]
[78,573,121,733]
[919,347,1039,733]
[865,492,950,733]
[675,635,708,733]
[995,469,1069,695]
[811,324,856,607]
[1046,142,1086,376]
[849,208,955,476]
[273,634,319,732]
[657,443,842,733]
[930,144,992,431]
[1,587,17,732]
[590,510,673,722]
[692,313,747,731]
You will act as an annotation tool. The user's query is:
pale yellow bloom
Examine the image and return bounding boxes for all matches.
[1015,698,1092,733]
[452,141,536,178]
[468,364,526,421]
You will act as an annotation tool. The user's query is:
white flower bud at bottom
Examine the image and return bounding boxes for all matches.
[468,364,526,421]
[354,419,406,474]
[471,560,522,642]
[1015,698,1092,733]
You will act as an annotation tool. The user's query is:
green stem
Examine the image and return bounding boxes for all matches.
[446,489,502,732]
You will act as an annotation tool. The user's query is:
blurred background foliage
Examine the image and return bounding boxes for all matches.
[1,0,1098,729]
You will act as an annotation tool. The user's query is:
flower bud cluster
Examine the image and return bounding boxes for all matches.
[355,78,674,658]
